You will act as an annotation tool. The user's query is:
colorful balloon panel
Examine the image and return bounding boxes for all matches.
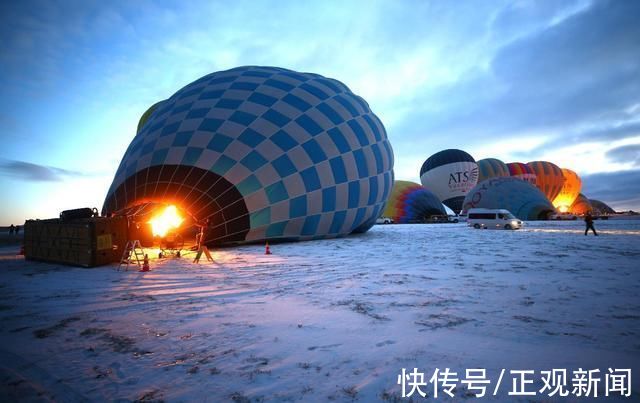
[526,161,565,202]
[419,149,478,213]
[383,181,446,223]
[103,66,394,245]
[477,158,510,182]
[506,162,537,186]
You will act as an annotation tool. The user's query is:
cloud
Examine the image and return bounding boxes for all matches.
[578,121,640,143]
[606,144,640,166]
[391,0,640,154]
[581,169,640,210]
[0,159,85,182]
[488,0,592,47]
[488,0,640,126]
[510,121,640,162]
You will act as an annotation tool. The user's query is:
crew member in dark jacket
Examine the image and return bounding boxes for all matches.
[584,213,598,236]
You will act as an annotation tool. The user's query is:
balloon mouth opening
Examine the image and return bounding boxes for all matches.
[103,166,251,246]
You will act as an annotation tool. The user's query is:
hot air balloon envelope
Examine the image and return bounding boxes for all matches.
[420,149,478,213]
[462,177,556,220]
[383,181,446,223]
[553,168,582,212]
[569,193,592,215]
[103,66,394,245]
[527,161,565,201]
[590,200,615,215]
[477,158,510,182]
[507,162,537,186]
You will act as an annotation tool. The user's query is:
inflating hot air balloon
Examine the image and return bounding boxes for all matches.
[526,161,565,202]
[569,193,592,215]
[419,149,478,213]
[462,177,556,220]
[383,181,446,223]
[590,200,616,215]
[103,66,394,245]
[506,162,537,186]
[477,158,510,182]
[553,168,582,212]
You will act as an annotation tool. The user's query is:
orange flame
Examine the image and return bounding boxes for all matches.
[148,205,183,237]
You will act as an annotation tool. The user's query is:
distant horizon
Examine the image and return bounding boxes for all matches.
[1,199,638,227]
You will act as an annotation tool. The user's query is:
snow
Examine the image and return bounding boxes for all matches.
[1,220,639,401]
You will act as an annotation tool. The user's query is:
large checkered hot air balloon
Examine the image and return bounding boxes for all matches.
[419,149,478,213]
[103,66,394,245]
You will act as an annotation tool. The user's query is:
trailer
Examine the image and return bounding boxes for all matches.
[24,216,128,267]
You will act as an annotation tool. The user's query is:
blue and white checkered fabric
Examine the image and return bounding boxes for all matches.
[104,66,394,243]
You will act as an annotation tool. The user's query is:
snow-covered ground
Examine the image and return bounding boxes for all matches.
[1,220,639,402]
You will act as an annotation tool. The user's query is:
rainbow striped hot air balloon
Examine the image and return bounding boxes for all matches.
[526,161,565,202]
[553,168,582,212]
[506,162,537,186]
[477,158,510,182]
[383,181,445,223]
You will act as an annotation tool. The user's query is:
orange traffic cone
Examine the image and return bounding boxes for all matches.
[140,254,150,272]
[265,241,272,255]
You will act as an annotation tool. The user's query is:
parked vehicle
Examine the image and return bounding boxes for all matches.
[426,215,448,223]
[549,213,578,220]
[376,217,394,224]
[448,215,461,223]
[467,208,524,230]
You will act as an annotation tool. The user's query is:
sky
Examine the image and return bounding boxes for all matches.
[0,0,639,224]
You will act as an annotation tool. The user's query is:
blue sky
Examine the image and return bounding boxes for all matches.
[1,0,639,224]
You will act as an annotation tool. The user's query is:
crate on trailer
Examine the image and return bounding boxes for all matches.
[24,216,128,267]
[59,207,98,221]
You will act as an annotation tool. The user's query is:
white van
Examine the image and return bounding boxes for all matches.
[375,217,394,224]
[467,208,524,230]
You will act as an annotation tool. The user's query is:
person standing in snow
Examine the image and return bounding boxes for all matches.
[194,218,210,249]
[584,213,598,236]
[9,224,14,235]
